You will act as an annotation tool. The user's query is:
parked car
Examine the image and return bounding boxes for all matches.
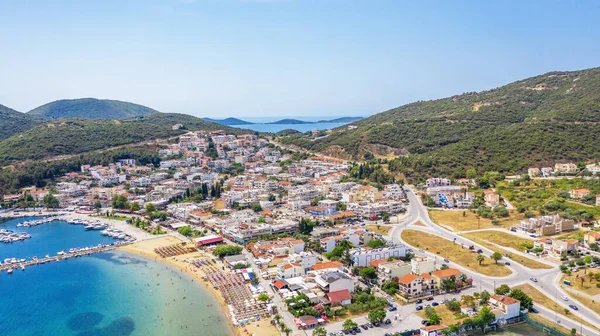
[389,306,397,312]
[384,319,391,324]
[416,299,422,304]
[561,295,569,301]
[432,302,439,306]
[360,324,368,330]
[505,262,511,266]
[530,307,539,313]
[569,304,578,310]
[443,259,449,263]
[421,320,430,326]
[426,296,434,301]
[415,305,423,311]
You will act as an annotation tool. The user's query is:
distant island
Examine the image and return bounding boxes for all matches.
[203,117,253,126]
[204,116,363,126]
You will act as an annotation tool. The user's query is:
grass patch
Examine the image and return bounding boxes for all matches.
[514,284,599,332]
[95,215,128,221]
[366,225,391,235]
[429,210,523,231]
[416,305,465,325]
[401,229,512,277]
[526,313,573,335]
[561,269,600,296]
[461,232,553,270]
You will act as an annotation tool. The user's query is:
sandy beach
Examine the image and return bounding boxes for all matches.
[119,236,280,336]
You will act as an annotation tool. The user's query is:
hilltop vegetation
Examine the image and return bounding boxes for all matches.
[27,98,159,119]
[0,104,43,140]
[279,67,600,181]
[0,113,248,165]
[203,117,253,125]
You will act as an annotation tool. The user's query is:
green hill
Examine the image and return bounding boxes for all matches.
[0,104,44,140]
[203,117,253,125]
[27,98,159,119]
[279,67,600,181]
[0,113,250,165]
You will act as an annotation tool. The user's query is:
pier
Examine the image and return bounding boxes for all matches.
[0,243,131,272]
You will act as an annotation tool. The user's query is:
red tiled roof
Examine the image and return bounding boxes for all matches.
[273,280,286,289]
[327,289,352,304]
[311,261,343,271]
[431,268,462,278]
[398,273,419,285]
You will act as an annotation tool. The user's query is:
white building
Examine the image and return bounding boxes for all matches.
[350,245,406,267]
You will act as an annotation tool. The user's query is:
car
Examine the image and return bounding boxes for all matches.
[530,277,538,282]
[360,325,368,330]
[441,263,448,268]
[530,234,537,238]
[421,320,430,326]
[354,327,361,333]
[367,323,373,328]
[530,307,539,313]
[384,319,391,325]
[389,306,397,312]
[416,299,423,304]
[343,330,350,335]
[476,249,483,254]
[569,304,578,310]
[432,302,439,306]
[426,296,434,301]
[415,305,423,311]
[505,262,511,266]
[425,304,431,308]
[373,322,381,327]
[561,295,569,301]
[444,259,449,263]
[440,299,448,304]
[350,330,356,335]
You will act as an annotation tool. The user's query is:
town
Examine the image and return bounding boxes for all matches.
[2,128,600,336]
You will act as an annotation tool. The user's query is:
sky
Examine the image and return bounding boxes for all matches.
[0,0,599,118]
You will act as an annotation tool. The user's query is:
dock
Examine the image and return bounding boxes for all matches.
[0,243,131,272]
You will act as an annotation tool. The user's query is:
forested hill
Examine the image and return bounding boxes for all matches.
[0,113,251,165]
[27,98,159,119]
[278,67,600,181]
[0,104,44,140]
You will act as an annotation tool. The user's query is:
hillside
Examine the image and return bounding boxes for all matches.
[27,98,159,119]
[0,104,44,140]
[279,67,600,180]
[0,113,250,165]
[317,117,364,123]
[203,117,253,125]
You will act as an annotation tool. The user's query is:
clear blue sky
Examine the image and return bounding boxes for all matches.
[1,0,599,118]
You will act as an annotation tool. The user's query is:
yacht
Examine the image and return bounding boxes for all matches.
[7,268,13,274]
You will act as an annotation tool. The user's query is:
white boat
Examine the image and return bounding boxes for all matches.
[7,269,13,274]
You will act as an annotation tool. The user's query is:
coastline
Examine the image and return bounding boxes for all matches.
[118,236,279,336]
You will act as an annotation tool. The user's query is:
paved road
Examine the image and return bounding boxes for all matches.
[386,186,600,335]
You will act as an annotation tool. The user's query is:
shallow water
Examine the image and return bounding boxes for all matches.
[0,217,232,336]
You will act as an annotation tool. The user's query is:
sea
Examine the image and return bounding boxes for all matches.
[0,217,231,336]
[228,116,355,133]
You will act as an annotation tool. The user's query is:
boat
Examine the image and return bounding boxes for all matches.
[20,265,25,271]
[7,269,13,274]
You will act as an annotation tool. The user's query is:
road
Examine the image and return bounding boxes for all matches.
[385,186,600,335]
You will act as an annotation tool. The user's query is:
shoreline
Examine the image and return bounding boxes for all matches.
[118,237,280,336]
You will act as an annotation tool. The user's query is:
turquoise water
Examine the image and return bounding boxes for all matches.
[0,217,231,336]
[231,122,346,133]
[0,217,117,260]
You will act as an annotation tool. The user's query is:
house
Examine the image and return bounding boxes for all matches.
[431,268,463,290]
[277,262,305,279]
[489,295,521,320]
[540,167,553,177]
[327,289,352,306]
[311,261,344,272]
[397,273,423,297]
[377,260,412,282]
[420,324,447,336]
[426,178,451,188]
[569,188,591,199]
[350,245,406,267]
[527,168,541,178]
[554,163,578,174]
[484,191,500,207]
[314,271,355,293]
[551,239,579,256]
[584,232,600,247]
[411,256,437,275]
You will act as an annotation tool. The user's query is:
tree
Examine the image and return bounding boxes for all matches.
[490,252,503,264]
[441,278,457,292]
[212,245,243,258]
[367,239,386,249]
[111,194,129,209]
[382,212,390,223]
[509,289,533,310]
[425,307,441,325]
[480,290,491,305]
[476,254,485,265]
[130,201,140,211]
[495,284,510,295]
[145,202,156,213]
[462,295,476,308]
[43,193,60,209]
[341,248,354,267]
[342,319,358,331]
[445,300,461,312]
[177,226,193,237]
[252,203,263,213]
[368,307,386,324]
[257,293,271,302]
[283,326,291,336]
[473,306,495,333]
[312,327,327,336]
[359,267,377,280]
[94,201,102,214]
